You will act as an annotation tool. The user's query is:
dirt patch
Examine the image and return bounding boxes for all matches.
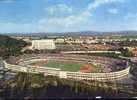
[80,64,95,73]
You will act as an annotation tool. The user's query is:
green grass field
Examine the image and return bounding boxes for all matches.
[30,60,97,72]
[43,60,83,72]
[112,35,137,39]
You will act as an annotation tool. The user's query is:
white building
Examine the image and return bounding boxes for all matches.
[32,39,56,50]
[55,38,65,43]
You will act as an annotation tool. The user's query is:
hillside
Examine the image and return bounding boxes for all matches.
[0,35,28,59]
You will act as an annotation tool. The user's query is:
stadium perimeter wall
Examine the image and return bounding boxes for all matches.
[3,59,130,81]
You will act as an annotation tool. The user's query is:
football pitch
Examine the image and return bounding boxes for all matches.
[30,60,97,72]
[43,60,83,72]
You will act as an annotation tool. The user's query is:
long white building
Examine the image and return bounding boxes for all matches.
[32,39,56,50]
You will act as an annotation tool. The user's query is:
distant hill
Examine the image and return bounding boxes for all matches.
[1,30,137,37]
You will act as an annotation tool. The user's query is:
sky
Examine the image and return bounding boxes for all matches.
[0,0,137,33]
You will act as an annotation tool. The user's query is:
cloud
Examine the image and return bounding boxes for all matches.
[38,13,93,32]
[38,0,126,32]
[0,0,127,32]
[87,0,125,11]
[45,4,73,15]
[108,8,118,14]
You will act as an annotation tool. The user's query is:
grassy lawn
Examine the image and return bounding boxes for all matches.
[43,60,83,72]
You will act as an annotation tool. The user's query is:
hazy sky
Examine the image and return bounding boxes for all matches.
[0,0,137,33]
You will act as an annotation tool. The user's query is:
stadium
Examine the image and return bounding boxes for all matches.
[4,53,130,81]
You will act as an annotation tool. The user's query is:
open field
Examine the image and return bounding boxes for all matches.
[112,35,137,39]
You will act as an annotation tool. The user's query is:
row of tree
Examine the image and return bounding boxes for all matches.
[3,72,137,99]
